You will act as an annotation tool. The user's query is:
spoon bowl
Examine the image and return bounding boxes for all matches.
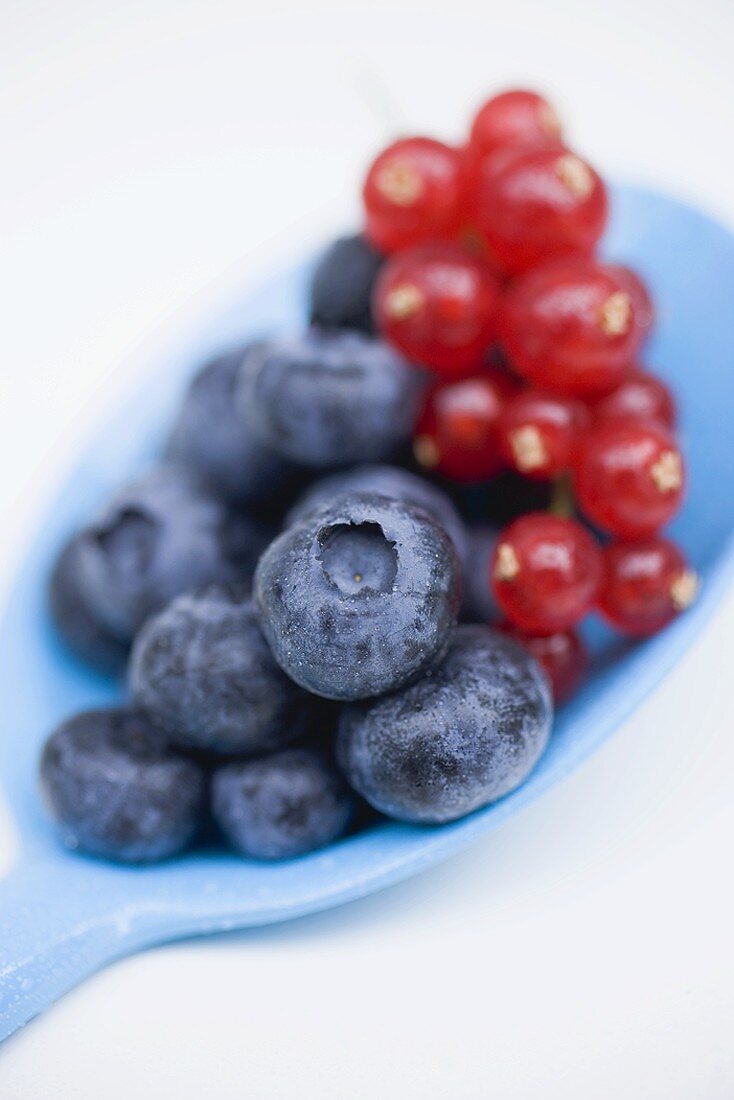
[2,184,734,1042]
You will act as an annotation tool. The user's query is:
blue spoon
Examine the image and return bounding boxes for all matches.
[1,184,733,1043]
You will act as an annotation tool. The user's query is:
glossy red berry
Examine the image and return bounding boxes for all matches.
[592,367,677,429]
[604,264,655,345]
[413,369,515,482]
[598,537,698,637]
[362,137,464,253]
[374,242,502,375]
[499,258,646,397]
[574,421,685,538]
[466,89,563,166]
[499,621,588,703]
[491,513,602,634]
[498,390,588,480]
[470,147,608,275]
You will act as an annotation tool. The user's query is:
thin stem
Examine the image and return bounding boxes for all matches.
[549,472,575,519]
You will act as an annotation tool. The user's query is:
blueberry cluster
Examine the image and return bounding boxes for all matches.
[41,227,554,867]
[39,84,700,868]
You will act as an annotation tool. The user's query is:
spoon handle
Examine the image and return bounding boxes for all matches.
[0,860,141,1043]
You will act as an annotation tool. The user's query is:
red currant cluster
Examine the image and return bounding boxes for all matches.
[363,89,697,703]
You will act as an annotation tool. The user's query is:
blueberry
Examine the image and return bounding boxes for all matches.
[308,234,383,334]
[130,584,310,754]
[60,465,268,644]
[337,625,552,824]
[49,534,129,673]
[285,464,467,563]
[460,524,500,624]
[39,707,204,862]
[254,492,461,700]
[238,330,423,467]
[168,348,297,506]
[211,748,354,859]
[451,470,553,526]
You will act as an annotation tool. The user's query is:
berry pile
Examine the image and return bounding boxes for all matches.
[41,87,697,866]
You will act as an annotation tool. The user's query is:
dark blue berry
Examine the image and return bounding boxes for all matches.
[238,330,423,467]
[308,234,383,334]
[58,465,268,644]
[39,708,204,862]
[49,534,129,673]
[460,524,500,624]
[451,470,553,526]
[254,492,461,700]
[337,625,552,824]
[167,348,297,506]
[211,748,354,859]
[285,463,467,563]
[130,584,310,754]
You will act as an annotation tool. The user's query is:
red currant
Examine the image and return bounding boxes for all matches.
[499,621,588,703]
[374,242,502,375]
[574,421,685,538]
[470,147,608,275]
[362,137,464,253]
[498,258,645,397]
[598,537,698,637]
[498,390,588,479]
[592,367,677,430]
[491,513,602,634]
[604,264,655,345]
[413,369,515,482]
[466,89,563,167]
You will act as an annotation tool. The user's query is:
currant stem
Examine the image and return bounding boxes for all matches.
[549,473,575,519]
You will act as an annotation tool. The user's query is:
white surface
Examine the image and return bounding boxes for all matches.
[1,1,733,1096]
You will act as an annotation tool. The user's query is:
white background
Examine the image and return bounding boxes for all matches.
[1,1,734,1096]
